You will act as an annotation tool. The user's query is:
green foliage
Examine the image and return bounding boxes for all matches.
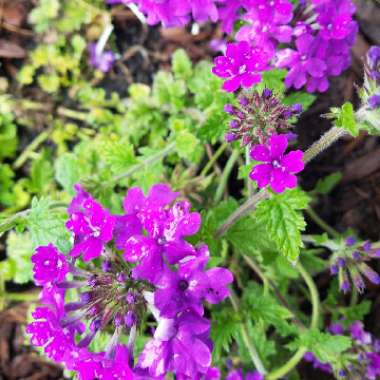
[332,102,360,137]
[0,232,34,284]
[26,197,71,253]
[255,188,309,262]
[288,329,352,364]
[0,113,18,159]
[312,172,342,195]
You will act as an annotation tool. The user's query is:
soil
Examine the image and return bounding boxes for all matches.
[0,0,379,379]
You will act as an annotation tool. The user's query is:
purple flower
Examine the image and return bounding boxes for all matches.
[249,134,304,193]
[31,244,69,285]
[212,41,269,92]
[367,46,380,81]
[303,352,332,373]
[226,369,264,380]
[275,33,329,92]
[88,43,115,73]
[350,321,372,345]
[367,352,380,379]
[138,312,212,378]
[66,184,116,262]
[368,95,380,109]
[236,0,293,58]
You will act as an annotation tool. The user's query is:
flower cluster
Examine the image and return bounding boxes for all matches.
[212,41,269,92]
[107,0,219,27]
[249,134,304,193]
[329,236,380,293]
[226,368,264,380]
[211,0,357,93]
[305,321,380,379]
[27,184,233,380]
[223,89,302,146]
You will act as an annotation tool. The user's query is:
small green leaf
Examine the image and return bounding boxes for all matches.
[334,102,359,137]
[255,188,309,261]
[172,49,193,79]
[313,172,342,195]
[55,153,80,195]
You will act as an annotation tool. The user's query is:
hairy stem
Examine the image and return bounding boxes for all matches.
[230,291,267,374]
[214,150,240,204]
[267,262,320,380]
[215,125,347,237]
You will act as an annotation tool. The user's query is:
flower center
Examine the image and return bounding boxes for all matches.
[178,279,189,291]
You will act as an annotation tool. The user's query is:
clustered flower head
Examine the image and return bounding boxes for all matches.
[223,88,302,146]
[249,134,304,193]
[211,0,357,93]
[226,368,264,380]
[329,236,380,293]
[212,41,270,92]
[304,321,380,379]
[107,0,219,27]
[27,183,233,380]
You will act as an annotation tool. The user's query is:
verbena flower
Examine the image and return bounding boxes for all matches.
[304,321,380,379]
[249,134,304,193]
[226,369,264,380]
[368,94,380,109]
[212,41,269,92]
[223,89,302,146]
[329,236,380,293]
[367,46,380,82]
[27,183,233,380]
[88,43,115,73]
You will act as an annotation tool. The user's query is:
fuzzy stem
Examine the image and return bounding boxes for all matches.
[305,207,340,238]
[214,149,240,204]
[230,291,267,374]
[267,262,320,380]
[303,126,347,164]
[215,126,347,237]
[200,143,228,177]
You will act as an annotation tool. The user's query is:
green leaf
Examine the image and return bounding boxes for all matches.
[313,172,342,195]
[284,92,316,112]
[255,188,309,262]
[175,130,200,161]
[29,152,54,194]
[289,329,352,364]
[38,74,60,93]
[55,153,81,195]
[26,197,71,253]
[4,231,34,284]
[29,0,60,33]
[211,307,240,361]
[172,49,193,80]
[256,69,287,93]
[334,102,359,137]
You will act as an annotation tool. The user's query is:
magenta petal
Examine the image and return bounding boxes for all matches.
[306,58,327,78]
[249,164,272,188]
[223,76,241,92]
[250,144,271,162]
[123,187,145,214]
[281,150,304,173]
[241,73,261,88]
[148,183,179,206]
[269,134,288,158]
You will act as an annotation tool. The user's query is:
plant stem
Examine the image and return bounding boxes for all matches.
[242,254,305,330]
[215,190,268,237]
[214,149,240,204]
[215,125,347,237]
[303,126,347,164]
[230,291,267,374]
[107,143,176,185]
[13,130,51,169]
[267,262,320,380]
[305,207,340,238]
[200,143,228,177]
[57,107,88,122]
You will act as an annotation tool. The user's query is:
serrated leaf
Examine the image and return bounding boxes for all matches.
[55,153,80,195]
[255,188,309,261]
[172,49,193,79]
[27,197,71,253]
[288,329,352,364]
[335,102,359,137]
[5,231,34,284]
